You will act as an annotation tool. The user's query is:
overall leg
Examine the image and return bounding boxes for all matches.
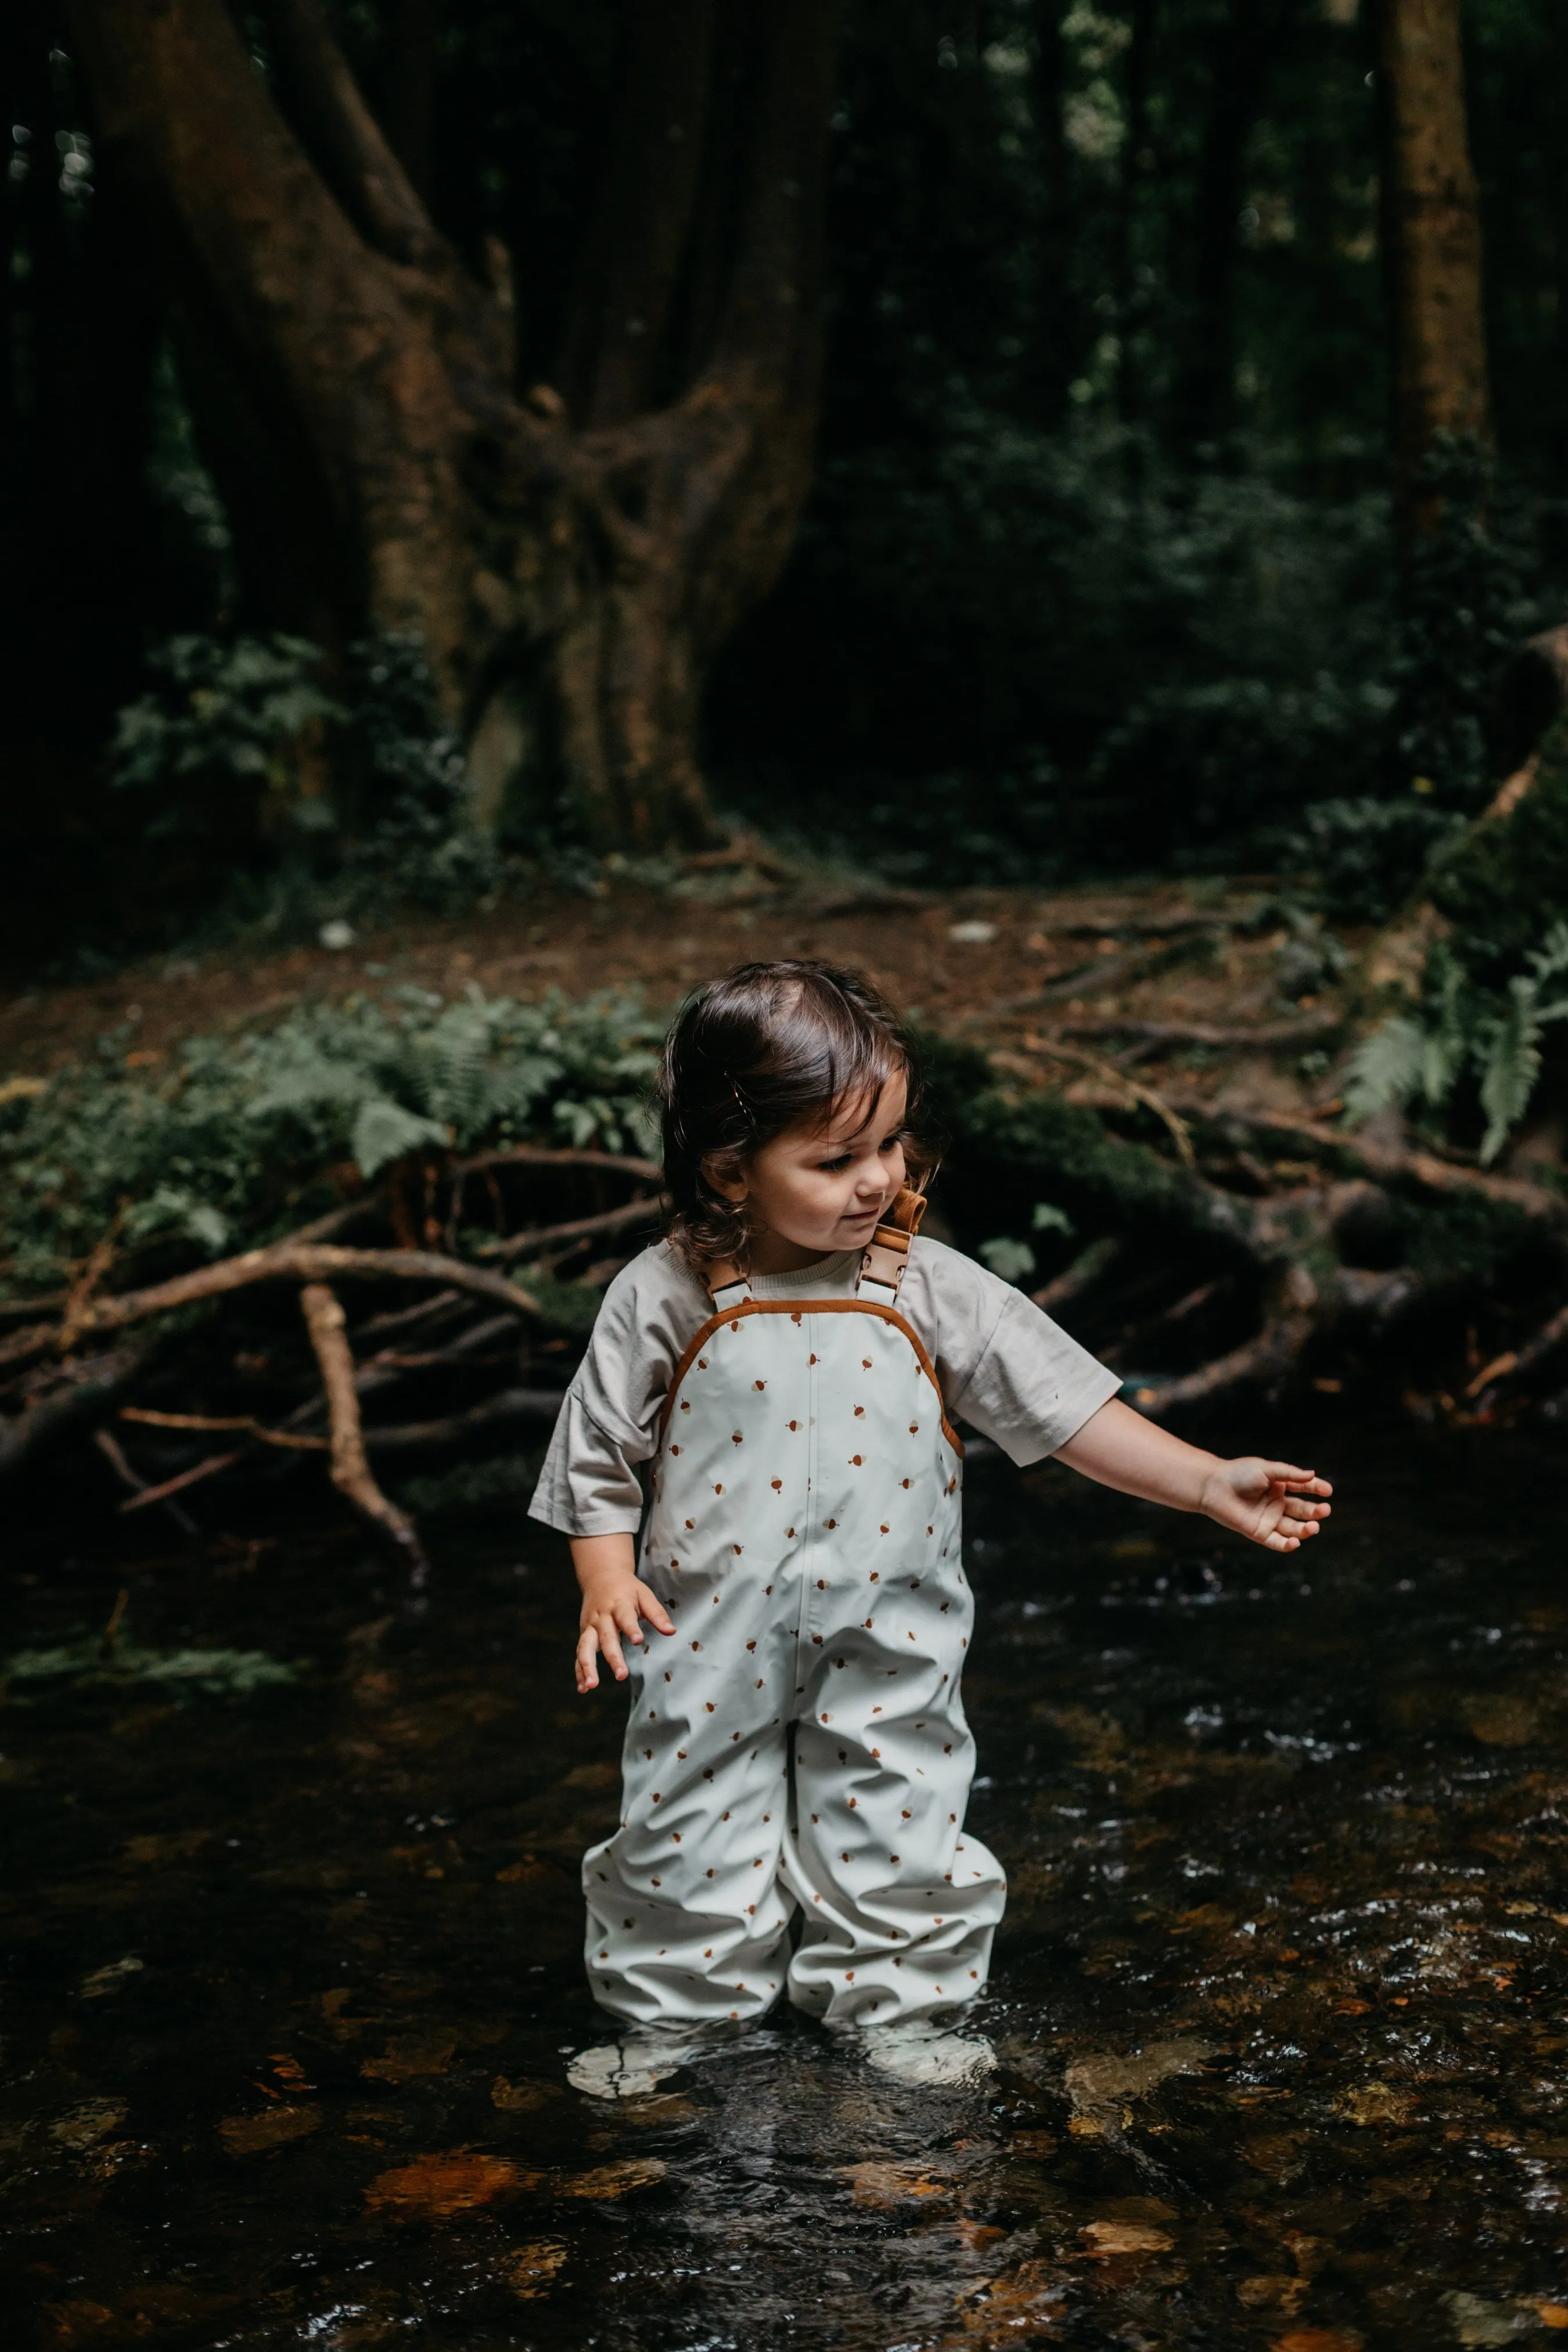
[583,1570,796,2029]
[781,1608,1006,2030]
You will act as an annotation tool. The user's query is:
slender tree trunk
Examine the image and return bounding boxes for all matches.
[1370,0,1491,541]
[1170,0,1276,452]
[1114,0,1157,427]
[1028,0,1076,424]
[65,0,840,851]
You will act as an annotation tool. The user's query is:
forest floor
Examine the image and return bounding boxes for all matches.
[0,863,1355,1126]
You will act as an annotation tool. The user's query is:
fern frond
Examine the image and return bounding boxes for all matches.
[1343,1018,1432,1122]
[1477,979,1542,1164]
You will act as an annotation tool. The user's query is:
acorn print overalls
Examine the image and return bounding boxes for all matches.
[582,1190,1007,2032]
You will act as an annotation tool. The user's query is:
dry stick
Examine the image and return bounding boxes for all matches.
[92,1425,199,1536]
[962,929,1228,1022]
[1051,1014,1341,1052]
[452,1144,663,1185]
[1012,1036,1196,1172]
[119,1407,329,1452]
[299,1283,429,1580]
[70,1243,542,1343]
[1465,1299,1568,1400]
[479,1193,662,1264]
[119,1448,244,1512]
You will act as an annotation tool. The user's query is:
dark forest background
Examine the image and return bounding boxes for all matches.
[6,0,1567,965]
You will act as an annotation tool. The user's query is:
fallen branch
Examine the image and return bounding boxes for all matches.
[1051,1014,1340,1053]
[1156,1099,1567,1222]
[361,1387,566,1451]
[0,1337,160,1477]
[300,1283,428,1578]
[452,1145,661,1185]
[479,1193,662,1264]
[72,1243,542,1344]
[967,929,1227,1020]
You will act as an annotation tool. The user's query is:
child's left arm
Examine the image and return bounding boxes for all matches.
[1055,1398,1331,1552]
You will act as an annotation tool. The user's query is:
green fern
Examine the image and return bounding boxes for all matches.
[0,988,666,1294]
[1348,922,1568,1164]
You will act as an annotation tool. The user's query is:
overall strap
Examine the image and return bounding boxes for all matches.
[857,1184,927,1306]
[702,1257,751,1311]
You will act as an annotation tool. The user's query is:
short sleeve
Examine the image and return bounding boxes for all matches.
[525,1239,710,1540]
[950,1286,1120,1465]
[528,1390,647,1539]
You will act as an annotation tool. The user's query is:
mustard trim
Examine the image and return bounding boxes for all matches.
[657,1297,965,1458]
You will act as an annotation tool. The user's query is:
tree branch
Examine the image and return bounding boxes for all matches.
[261,0,440,266]
[70,1243,542,1344]
[300,1283,428,1575]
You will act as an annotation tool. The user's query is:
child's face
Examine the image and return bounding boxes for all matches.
[710,1071,909,1273]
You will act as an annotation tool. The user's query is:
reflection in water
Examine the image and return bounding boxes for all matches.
[4,1418,1568,2347]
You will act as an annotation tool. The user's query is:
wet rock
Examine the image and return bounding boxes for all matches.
[839,2159,954,2208]
[365,2150,534,2217]
[219,2104,321,2155]
[499,2238,569,2298]
[1081,2220,1174,2256]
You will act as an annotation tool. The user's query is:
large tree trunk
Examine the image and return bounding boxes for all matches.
[1371,0,1491,541]
[64,0,839,851]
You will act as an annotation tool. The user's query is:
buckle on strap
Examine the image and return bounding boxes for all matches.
[857,1184,926,1299]
[702,1256,751,1308]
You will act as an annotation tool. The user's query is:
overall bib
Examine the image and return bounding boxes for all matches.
[582,1192,1006,2032]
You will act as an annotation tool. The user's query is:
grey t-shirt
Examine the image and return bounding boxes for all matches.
[527,1235,1120,1540]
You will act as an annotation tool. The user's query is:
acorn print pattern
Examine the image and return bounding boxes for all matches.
[582,1286,1005,2031]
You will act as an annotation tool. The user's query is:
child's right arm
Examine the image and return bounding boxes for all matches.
[572,1533,675,1695]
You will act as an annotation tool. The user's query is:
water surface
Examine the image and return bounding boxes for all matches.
[4,1416,1568,2349]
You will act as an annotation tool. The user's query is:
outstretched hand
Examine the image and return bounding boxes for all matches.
[1197,1458,1332,1551]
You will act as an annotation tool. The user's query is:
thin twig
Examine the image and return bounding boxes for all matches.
[119,1407,329,1452]
[93,1426,199,1535]
[300,1283,429,1580]
[119,1449,244,1512]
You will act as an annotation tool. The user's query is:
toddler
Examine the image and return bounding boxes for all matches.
[530,962,1330,2093]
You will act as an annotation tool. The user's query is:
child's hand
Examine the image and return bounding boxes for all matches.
[570,1534,675,1692]
[1197,1458,1332,1552]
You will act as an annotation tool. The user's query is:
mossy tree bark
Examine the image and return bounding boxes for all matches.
[1370,0,1491,543]
[64,0,839,850]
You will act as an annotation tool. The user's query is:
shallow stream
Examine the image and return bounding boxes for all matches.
[5,1415,1568,2349]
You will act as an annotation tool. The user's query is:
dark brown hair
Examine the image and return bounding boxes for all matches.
[659,961,921,1268]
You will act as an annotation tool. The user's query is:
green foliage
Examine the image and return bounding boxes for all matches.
[110,634,343,854]
[1278,795,1463,923]
[1345,927,1568,1163]
[1427,719,1568,986]
[0,989,663,1293]
[105,630,504,945]
[2,1638,296,1696]
[394,1449,548,1518]
[1386,437,1529,812]
[339,634,504,914]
